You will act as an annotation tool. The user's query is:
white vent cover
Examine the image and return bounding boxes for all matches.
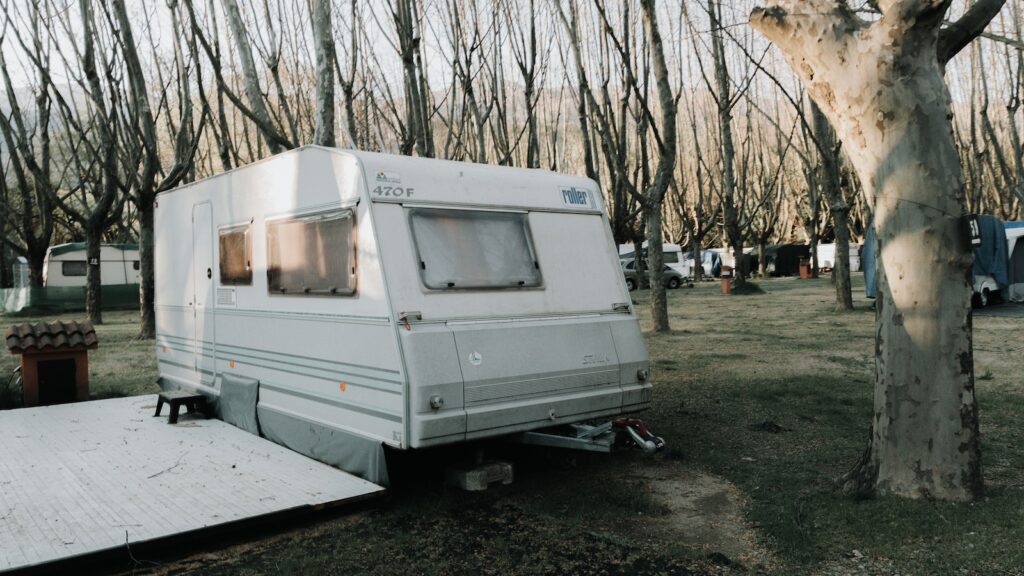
[216,287,237,307]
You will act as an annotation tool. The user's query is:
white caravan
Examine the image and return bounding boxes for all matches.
[815,243,861,273]
[155,146,652,483]
[43,243,141,287]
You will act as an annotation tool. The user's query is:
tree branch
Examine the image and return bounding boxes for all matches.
[938,0,1008,64]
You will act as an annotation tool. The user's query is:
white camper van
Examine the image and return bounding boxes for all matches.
[43,243,141,287]
[618,242,688,277]
[155,146,653,483]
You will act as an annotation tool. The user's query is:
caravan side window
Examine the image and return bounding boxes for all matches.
[409,208,542,290]
[266,209,356,296]
[219,223,253,285]
[62,261,87,277]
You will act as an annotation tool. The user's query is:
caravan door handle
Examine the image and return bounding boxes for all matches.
[206,268,212,279]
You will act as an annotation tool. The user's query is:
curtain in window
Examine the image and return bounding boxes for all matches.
[410,209,540,289]
[267,211,354,295]
[219,225,252,285]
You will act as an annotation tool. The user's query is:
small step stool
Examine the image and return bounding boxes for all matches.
[154,390,209,424]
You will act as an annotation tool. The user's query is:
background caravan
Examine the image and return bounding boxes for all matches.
[155,146,654,484]
[0,243,142,314]
[43,243,141,287]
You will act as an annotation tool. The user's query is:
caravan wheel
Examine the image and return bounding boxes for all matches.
[626,278,637,292]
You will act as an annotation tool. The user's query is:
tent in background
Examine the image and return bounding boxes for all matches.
[864,216,1021,304]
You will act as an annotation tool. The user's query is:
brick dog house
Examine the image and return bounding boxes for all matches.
[5,320,98,406]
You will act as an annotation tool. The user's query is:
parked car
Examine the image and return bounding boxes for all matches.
[623,262,685,291]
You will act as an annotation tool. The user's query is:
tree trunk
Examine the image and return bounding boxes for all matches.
[632,227,647,289]
[646,206,668,331]
[758,240,767,278]
[311,0,336,147]
[731,242,745,284]
[709,0,744,288]
[138,203,155,338]
[639,0,676,333]
[27,249,45,288]
[221,0,282,154]
[751,0,996,501]
[812,101,852,309]
[85,225,103,325]
[808,207,819,278]
[691,240,703,282]
[832,206,854,310]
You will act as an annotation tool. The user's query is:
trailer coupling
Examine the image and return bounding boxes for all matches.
[511,418,665,454]
[612,418,667,453]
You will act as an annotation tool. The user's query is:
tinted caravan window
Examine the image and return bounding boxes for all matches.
[62,261,87,277]
[409,208,541,289]
[266,210,355,296]
[219,223,253,285]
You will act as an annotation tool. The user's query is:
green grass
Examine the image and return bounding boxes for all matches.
[637,276,1024,574]
[4,278,1023,575]
[0,309,158,408]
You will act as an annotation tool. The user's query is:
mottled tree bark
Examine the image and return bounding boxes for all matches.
[752,0,1006,501]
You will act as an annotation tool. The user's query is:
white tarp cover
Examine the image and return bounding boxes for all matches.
[1008,231,1024,302]
[410,209,541,289]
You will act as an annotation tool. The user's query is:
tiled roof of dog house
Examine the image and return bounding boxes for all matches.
[5,320,98,354]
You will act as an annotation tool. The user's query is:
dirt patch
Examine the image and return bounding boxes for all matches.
[635,462,777,571]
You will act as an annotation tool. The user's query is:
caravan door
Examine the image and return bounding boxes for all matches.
[192,203,215,385]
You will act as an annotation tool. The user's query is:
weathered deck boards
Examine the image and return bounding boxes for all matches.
[0,395,383,573]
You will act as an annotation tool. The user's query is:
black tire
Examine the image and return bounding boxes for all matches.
[667,277,681,289]
[626,278,637,292]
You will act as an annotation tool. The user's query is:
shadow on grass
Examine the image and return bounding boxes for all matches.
[651,370,1024,572]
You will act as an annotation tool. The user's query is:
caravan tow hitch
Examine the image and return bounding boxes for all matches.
[512,418,666,454]
[612,418,666,454]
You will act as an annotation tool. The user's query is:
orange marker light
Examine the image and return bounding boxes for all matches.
[161,346,167,353]
[339,382,347,392]
[229,360,235,368]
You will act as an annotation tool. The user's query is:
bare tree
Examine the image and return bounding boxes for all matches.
[638,0,677,332]
[752,0,1007,501]
[311,0,337,147]
[387,0,434,157]
[335,0,361,147]
[43,0,131,324]
[689,0,747,289]
[0,1,55,287]
[113,0,207,337]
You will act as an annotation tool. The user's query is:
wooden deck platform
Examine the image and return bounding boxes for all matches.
[0,395,384,573]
